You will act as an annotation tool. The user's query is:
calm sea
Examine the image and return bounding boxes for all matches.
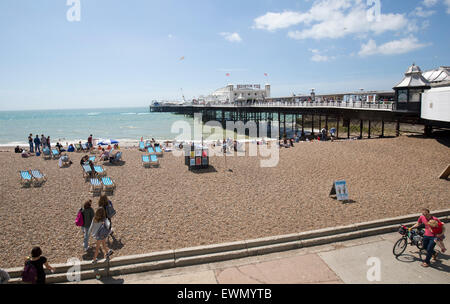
[0,107,202,146]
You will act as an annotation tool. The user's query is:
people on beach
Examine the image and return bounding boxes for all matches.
[34,135,41,154]
[67,144,75,152]
[15,146,23,153]
[98,195,115,236]
[99,148,110,161]
[21,150,32,158]
[0,268,10,284]
[87,135,93,149]
[47,136,51,148]
[80,155,89,166]
[55,142,63,153]
[88,208,114,264]
[41,134,46,149]
[410,208,441,267]
[88,160,97,177]
[24,247,55,284]
[28,134,34,153]
[80,200,95,251]
[428,219,447,253]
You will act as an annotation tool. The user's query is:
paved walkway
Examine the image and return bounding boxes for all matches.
[65,232,450,284]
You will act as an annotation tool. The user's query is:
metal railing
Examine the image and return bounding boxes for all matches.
[169,100,396,111]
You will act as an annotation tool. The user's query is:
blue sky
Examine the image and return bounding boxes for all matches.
[0,0,449,110]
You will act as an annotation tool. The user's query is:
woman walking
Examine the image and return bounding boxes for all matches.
[25,247,55,284]
[98,195,115,236]
[81,200,95,251]
[88,208,113,264]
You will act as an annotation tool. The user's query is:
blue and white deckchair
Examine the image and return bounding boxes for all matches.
[82,164,92,179]
[42,147,52,160]
[147,147,155,154]
[94,165,106,177]
[101,177,115,194]
[51,149,60,159]
[19,171,32,187]
[154,145,163,157]
[31,170,47,186]
[142,155,151,168]
[89,178,102,196]
[109,152,122,164]
[150,154,160,167]
[89,156,96,162]
[139,141,145,151]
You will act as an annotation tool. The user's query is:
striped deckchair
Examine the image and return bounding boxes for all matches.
[89,156,96,162]
[94,165,106,177]
[42,147,52,160]
[89,178,102,196]
[74,143,82,152]
[19,171,33,187]
[139,141,145,151]
[150,154,160,167]
[147,147,155,154]
[142,155,151,168]
[51,149,60,159]
[101,177,116,194]
[154,145,163,157]
[82,165,93,179]
[31,170,47,187]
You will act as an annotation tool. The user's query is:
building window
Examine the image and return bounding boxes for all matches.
[398,90,408,103]
[409,89,421,102]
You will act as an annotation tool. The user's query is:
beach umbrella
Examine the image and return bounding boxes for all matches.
[98,139,119,146]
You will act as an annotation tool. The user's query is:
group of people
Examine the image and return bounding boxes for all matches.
[78,195,116,264]
[13,195,117,284]
[27,133,51,154]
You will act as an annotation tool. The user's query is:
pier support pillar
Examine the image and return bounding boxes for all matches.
[301,115,305,138]
[368,120,371,139]
[359,120,363,139]
[347,119,351,139]
[396,121,400,137]
[311,115,315,137]
[381,120,384,138]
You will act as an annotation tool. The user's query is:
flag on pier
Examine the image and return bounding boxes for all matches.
[226,73,230,77]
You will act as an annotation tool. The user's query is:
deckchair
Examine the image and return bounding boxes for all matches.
[74,143,82,152]
[109,152,122,164]
[82,165,93,179]
[142,155,151,168]
[139,141,146,151]
[31,170,47,187]
[89,156,96,162]
[150,154,160,167]
[51,149,60,159]
[81,143,88,151]
[101,177,116,194]
[94,165,106,177]
[89,178,102,196]
[19,171,33,187]
[154,145,163,157]
[147,147,155,154]
[42,147,52,160]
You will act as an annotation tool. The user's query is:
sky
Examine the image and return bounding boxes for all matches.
[0,0,449,110]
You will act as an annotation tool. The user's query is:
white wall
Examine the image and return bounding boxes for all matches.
[421,87,450,122]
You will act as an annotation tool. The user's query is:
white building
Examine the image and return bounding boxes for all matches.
[201,84,270,104]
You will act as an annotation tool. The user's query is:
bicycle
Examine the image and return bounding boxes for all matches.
[393,225,425,258]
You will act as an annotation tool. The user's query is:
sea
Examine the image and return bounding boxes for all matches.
[0,107,209,147]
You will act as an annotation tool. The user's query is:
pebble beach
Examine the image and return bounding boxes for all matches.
[0,135,449,269]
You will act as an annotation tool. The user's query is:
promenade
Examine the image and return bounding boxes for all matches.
[65,231,450,284]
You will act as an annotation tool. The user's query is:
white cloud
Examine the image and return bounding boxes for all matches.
[309,49,335,62]
[220,32,242,43]
[423,0,438,7]
[254,0,413,40]
[445,0,450,13]
[412,6,436,17]
[253,11,308,31]
[358,36,430,57]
